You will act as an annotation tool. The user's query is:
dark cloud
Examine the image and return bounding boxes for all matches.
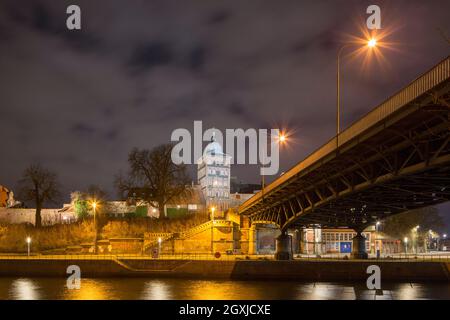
[188,45,208,71]
[129,42,174,70]
[208,9,231,25]
[0,0,449,228]
[70,123,96,136]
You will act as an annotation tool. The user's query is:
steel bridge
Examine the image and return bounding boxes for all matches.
[239,56,450,236]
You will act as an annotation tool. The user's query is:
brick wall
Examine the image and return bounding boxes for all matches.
[0,208,75,225]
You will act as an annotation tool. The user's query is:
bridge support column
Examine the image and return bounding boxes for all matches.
[275,232,293,260]
[248,226,257,255]
[351,231,368,259]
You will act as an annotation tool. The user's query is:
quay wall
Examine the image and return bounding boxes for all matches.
[0,258,449,281]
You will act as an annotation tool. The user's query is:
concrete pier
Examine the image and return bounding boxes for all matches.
[275,233,293,260]
[351,232,368,259]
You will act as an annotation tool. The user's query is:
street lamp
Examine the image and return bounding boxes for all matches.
[262,131,288,200]
[412,225,420,254]
[210,206,216,221]
[26,237,31,257]
[91,200,98,254]
[210,206,216,255]
[375,221,381,257]
[336,38,377,136]
[404,237,408,254]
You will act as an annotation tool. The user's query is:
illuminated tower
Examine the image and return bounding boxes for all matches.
[197,135,231,211]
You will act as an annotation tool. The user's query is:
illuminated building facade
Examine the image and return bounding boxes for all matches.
[197,138,231,212]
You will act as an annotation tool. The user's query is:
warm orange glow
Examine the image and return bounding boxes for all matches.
[279,133,286,143]
[340,20,401,74]
[91,201,97,210]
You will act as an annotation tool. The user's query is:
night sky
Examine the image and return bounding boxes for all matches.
[0,0,449,228]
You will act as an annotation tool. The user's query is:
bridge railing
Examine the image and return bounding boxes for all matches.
[294,252,450,261]
[0,252,272,261]
[240,55,450,212]
[339,55,450,145]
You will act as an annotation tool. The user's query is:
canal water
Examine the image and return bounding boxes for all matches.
[0,277,449,300]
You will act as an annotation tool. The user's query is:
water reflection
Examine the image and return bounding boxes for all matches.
[0,277,449,300]
[64,279,113,300]
[142,280,172,300]
[9,278,41,300]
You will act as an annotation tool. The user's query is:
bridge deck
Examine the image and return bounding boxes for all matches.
[239,56,450,229]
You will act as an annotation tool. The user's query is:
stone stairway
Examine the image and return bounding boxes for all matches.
[143,220,233,253]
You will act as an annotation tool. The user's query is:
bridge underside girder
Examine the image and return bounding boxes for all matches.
[244,80,450,231]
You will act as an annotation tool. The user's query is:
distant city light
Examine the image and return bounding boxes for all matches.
[404,237,408,243]
[26,237,31,244]
[158,237,162,244]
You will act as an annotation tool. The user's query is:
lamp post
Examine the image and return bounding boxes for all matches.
[261,132,287,201]
[375,221,381,258]
[210,206,216,255]
[336,38,377,137]
[26,237,31,257]
[412,225,420,254]
[404,237,408,255]
[92,201,98,254]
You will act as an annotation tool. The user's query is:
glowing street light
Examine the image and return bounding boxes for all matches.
[91,200,99,254]
[262,130,289,200]
[368,38,377,48]
[404,237,409,254]
[412,225,420,254]
[210,206,216,255]
[26,237,31,257]
[158,237,162,257]
[375,221,381,257]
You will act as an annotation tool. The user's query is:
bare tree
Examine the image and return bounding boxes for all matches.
[18,164,61,228]
[115,144,190,218]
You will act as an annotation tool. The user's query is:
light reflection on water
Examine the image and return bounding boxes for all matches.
[1,277,449,300]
